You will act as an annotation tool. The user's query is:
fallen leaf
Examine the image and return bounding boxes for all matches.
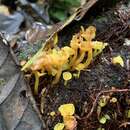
[0,36,45,130]
[0,12,24,35]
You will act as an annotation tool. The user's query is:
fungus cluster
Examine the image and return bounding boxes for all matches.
[22,26,107,94]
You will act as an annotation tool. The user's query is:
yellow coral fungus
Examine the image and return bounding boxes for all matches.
[81,26,96,41]
[63,72,72,86]
[22,26,107,94]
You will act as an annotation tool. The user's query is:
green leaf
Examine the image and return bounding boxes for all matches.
[64,0,80,7]
[50,9,67,21]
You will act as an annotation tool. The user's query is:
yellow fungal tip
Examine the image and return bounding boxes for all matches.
[112,55,124,67]
[75,63,85,71]
[63,72,72,81]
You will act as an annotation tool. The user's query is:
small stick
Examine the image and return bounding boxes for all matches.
[119,122,130,128]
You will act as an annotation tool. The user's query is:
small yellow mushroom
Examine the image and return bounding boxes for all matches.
[92,41,108,57]
[58,103,75,117]
[110,97,117,103]
[112,55,124,67]
[54,123,65,130]
[50,111,56,116]
[63,72,72,85]
[58,104,77,130]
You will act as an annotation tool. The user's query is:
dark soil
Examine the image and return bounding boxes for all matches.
[30,1,130,130]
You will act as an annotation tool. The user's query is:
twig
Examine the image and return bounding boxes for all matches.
[119,122,130,128]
